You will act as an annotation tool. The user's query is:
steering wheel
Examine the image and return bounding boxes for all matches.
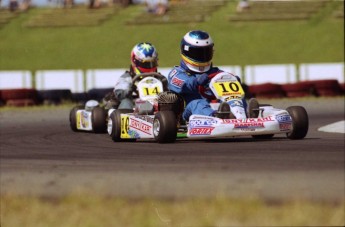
[131,72,168,97]
[198,71,220,100]
[132,72,167,84]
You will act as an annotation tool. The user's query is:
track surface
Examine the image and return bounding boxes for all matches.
[1,98,344,202]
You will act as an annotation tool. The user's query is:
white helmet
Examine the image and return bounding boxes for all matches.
[180,30,214,73]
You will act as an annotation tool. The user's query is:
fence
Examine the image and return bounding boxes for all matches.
[1,63,343,90]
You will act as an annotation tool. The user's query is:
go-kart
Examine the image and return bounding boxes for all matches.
[69,72,168,133]
[107,71,309,143]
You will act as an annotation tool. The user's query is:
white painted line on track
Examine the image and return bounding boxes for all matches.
[318,120,345,134]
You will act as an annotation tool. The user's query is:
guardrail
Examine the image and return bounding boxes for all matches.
[0,63,344,106]
[1,63,343,90]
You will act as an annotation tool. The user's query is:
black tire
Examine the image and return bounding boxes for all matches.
[286,106,309,140]
[69,105,84,132]
[153,111,177,143]
[252,134,274,139]
[91,106,107,133]
[108,109,134,142]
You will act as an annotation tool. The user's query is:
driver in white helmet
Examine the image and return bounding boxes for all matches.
[104,42,167,110]
[167,30,256,121]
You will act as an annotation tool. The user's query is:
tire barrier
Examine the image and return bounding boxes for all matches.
[341,83,345,94]
[311,79,343,97]
[0,89,40,106]
[281,81,317,98]
[6,99,37,107]
[72,92,90,104]
[0,90,5,107]
[0,79,343,108]
[87,88,113,102]
[38,89,72,105]
[248,83,285,99]
[1,88,39,101]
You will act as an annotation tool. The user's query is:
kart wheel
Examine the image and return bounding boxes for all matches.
[69,105,84,132]
[108,109,133,142]
[91,106,107,133]
[286,106,309,140]
[252,134,274,139]
[153,111,177,143]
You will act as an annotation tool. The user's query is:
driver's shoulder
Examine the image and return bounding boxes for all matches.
[168,66,191,79]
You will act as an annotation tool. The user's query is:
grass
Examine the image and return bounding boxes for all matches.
[1,194,344,227]
[0,1,343,71]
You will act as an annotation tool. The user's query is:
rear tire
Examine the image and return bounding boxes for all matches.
[91,106,107,133]
[69,105,84,132]
[153,111,177,143]
[108,109,134,142]
[286,106,309,140]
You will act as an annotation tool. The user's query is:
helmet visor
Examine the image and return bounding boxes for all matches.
[134,58,158,69]
[182,44,213,63]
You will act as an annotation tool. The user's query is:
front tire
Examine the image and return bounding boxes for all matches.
[69,105,84,132]
[286,106,309,140]
[108,109,133,142]
[91,106,107,133]
[153,111,177,143]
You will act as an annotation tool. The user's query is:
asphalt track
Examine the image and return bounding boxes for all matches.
[1,98,344,202]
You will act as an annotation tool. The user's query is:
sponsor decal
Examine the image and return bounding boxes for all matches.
[168,69,178,78]
[240,128,256,132]
[81,111,89,128]
[171,77,184,88]
[235,122,264,128]
[276,114,292,123]
[228,100,244,108]
[130,118,152,135]
[128,129,140,138]
[279,123,292,131]
[189,127,214,135]
[135,115,154,124]
[191,116,215,120]
[222,116,274,124]
[222,116,274,129]
[189,119,217,127]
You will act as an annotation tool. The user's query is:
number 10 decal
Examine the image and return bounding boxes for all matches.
[121,116,130,138]
[213,81,245,98]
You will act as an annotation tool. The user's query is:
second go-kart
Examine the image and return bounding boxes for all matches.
[107,71,309,143]
[69,72,168,133]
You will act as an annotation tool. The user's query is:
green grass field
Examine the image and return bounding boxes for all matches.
[1,194,344,226]
[0,1,344,71]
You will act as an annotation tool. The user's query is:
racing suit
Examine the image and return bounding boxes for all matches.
[105,67,167,110]
[167,61,247,121]
[113,70,134,109]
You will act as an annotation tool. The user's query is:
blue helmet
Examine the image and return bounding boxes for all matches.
[131,42,158,74]
[180,30,214,73]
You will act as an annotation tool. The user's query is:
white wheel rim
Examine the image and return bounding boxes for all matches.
[107,119,113,135]
[153,119,160,137]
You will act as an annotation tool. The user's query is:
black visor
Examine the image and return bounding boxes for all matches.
[134,59,158,69]
[181,44,213,63]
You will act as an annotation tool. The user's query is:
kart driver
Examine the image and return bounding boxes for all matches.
[104,42,167,110]
[167,30,258,121]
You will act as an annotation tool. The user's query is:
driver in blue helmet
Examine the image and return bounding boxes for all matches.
[167,30,257,121]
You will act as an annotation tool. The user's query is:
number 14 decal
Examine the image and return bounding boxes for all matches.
[142,86,160,96]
